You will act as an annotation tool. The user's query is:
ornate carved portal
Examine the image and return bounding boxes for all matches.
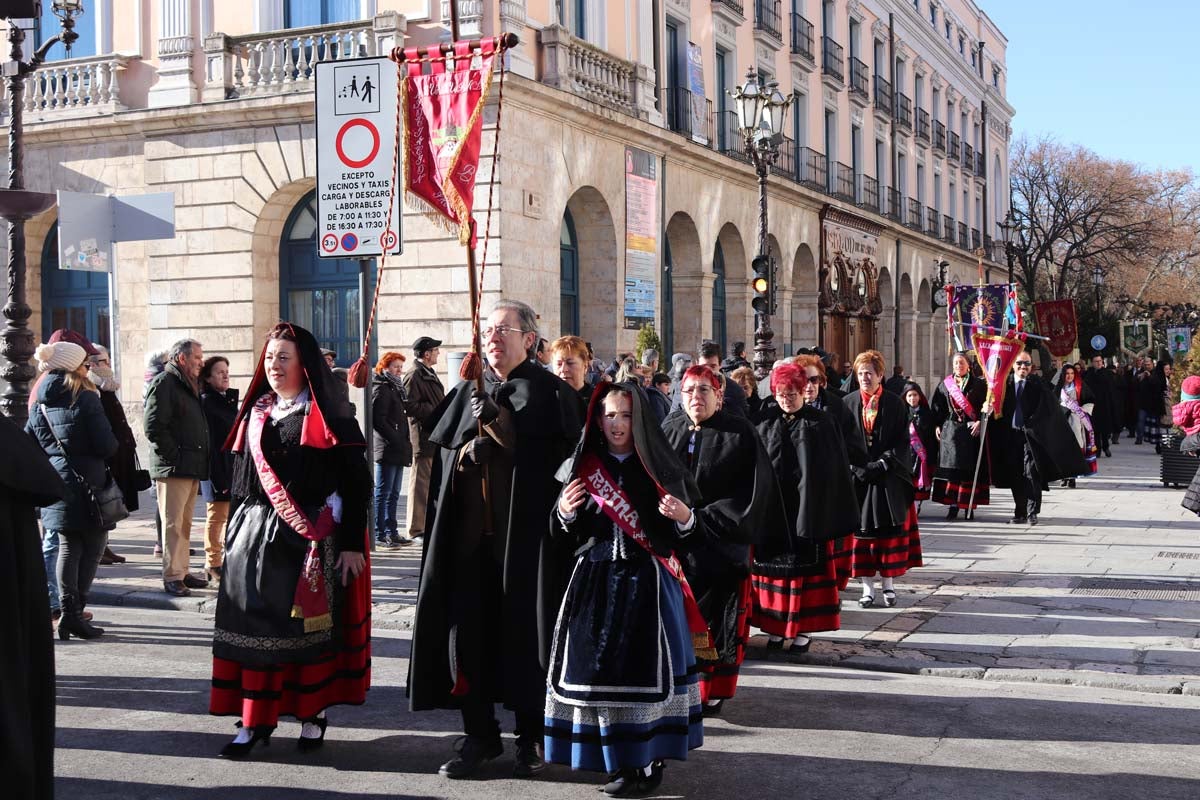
[819,208,883,362]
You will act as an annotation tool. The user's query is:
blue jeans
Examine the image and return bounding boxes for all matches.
[374,462,404,538]
[43,529,60,612]
[1136,409,1148,443]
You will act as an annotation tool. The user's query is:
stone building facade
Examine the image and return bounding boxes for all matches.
[2,0,1011,413]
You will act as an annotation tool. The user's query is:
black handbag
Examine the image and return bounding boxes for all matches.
[39,404,130,528]
[132,453,153,492]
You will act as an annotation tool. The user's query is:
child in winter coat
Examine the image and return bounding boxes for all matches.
[1172,376,1200,435]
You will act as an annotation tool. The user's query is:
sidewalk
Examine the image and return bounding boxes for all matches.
[747,438,1200,694]
[89,440,1200,693]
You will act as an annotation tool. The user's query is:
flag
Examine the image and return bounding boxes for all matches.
[1120,319,1152,356]
[402,38,499,246]
[1005,283,1023,331]
[972,330,1028,418]
[1033,299,1077,358]
[1167,326,1192,356]
[949,284,1011,351]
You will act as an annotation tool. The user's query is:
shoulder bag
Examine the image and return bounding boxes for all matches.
[40,404,130,528]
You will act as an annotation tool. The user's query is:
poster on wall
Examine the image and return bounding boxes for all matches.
[686,43,708,146]
[623,147,659,330]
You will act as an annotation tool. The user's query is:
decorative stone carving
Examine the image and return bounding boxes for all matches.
[847,0,864,21]
[872,19,887,42]
[913,56,928,75]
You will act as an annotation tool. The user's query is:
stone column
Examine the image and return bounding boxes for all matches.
[898,308,918,375]
[671,273,715,355]
[499,0,535,79]
[792,291,820,346]
[150,0,198,107]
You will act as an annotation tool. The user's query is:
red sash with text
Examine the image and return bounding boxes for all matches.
[942,375,979,421]
[249,394,336,633]
[577,452,718,661]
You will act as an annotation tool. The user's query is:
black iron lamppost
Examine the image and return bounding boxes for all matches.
[930,257,950,314]
[998,208,1027,287]
[1092,265,1104,315]
[731,66,791,379]
[0,1,82,424]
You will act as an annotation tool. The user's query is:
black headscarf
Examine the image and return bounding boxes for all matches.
[225,322,365,452]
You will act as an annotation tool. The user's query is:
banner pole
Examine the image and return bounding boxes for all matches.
[966,412,990,514]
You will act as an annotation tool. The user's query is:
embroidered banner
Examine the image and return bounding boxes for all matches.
[949,284,1012,351]
[402,39,498,246]
[1033,299,1078,358]
[972,331,1028,418]
[1120,319,1152,357]
[1168,326,1192,356]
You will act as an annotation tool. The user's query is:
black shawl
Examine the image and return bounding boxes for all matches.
[754,404,859,576]
[931,374,989,475]
[843,388,915,534]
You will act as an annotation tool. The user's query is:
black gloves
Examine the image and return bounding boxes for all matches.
[462,436,495,466]
[470,388,500,424]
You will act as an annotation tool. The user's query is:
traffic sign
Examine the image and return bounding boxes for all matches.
[1090,335,1107,351]
[315,56,403,259]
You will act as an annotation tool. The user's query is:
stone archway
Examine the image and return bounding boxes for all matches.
[562,187,619,358]
[715,223,749,355]
[916,278,933,389]
[665,211,705,357]
[251,179,317,348]
[791,242,819,350]
[877,267,895,366]
[897,273,916,376]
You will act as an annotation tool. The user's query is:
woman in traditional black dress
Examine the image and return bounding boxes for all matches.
[931,352,990,520]
[661,366,781,712]
[903,381,939,513]
[210,323,372,757]
[547,381,706,797]
[843,351,922,609]
[750,362,858,653]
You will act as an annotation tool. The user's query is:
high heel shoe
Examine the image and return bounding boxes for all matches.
[220,723,272,758]
[297,717,328,752]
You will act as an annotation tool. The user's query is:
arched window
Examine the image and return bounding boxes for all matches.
[712,242,727,352]
[661,238,674,359]
[560,209,580,335]
[280,192,373,366]
[41,221,110,349]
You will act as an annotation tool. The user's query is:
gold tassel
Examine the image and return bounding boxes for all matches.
[303,613,333,633]
[693,633,718,662]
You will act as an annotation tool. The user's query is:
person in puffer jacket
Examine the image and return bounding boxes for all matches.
[25,341,119,641]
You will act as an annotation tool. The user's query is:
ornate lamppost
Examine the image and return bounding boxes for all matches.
[731,67,791,379]
[0,1,82,424]
[997,208,1027,287]
[1091,265,1104,315]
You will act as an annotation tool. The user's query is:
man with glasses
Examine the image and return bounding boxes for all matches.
[410,300,581,782]
[994,352,1048,525]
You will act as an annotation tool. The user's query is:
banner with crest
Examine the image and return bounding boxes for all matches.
[1033,299,1078,358]
[1120,319,1152,357]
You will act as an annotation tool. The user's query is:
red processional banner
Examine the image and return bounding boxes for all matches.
[972,331,1029,418]
[1033,299,1078,358]
[401,38,498,246]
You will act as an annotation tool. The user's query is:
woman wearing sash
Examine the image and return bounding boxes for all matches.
[750,362,858,653]
[843,351,922,609]
[661,366,781,713]
[210,323,371,758]
[548,381,705,797]
[931,353,990,520]
[1055,363,1099,485]
[903,382,939,512]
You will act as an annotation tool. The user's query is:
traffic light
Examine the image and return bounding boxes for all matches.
[751,254,770,314]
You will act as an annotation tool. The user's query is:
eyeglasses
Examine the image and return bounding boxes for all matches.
[804,374,824,384]
[681,385,714,396]
[1015,360,1032,366]
[774,391,801,401]
[481,324,528,340]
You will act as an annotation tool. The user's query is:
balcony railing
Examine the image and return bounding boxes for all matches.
[873,74,892,116]
[834,162,855,201]
[772,135,796,178]
[971,228,982,251]
[712,110,749,162]
[4,52,140,121]
[849,57,869,99]
[958,222,969,250]
[790,14,815,61]
[962,142,974,170]
[907,198,923,230]
[666,87,712,143]
[205,16,398,100]
[541,25,655,119]
[916,108,930,142]
[943,215,956,244]
[895,92,912,130]
[797,146,827,190]
[755,0,783,40]
[948,131,961,160]
[821,37,844,83]
[857,174,880,211]
[886,188,903,222]
[926,206,939,237]
[933,120,946,152]
[975,152,986,178]
[714,0,746,16]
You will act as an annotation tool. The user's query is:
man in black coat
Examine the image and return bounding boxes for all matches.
[0,413,66,800]
[1085,355,1118,456]
[409,300,581,781]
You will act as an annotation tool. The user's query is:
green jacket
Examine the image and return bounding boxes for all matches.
[144,362,211,480]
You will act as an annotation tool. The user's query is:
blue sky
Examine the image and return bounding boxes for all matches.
[985,0,1199,173]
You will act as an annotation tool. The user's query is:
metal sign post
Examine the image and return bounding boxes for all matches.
[315,56,404,260]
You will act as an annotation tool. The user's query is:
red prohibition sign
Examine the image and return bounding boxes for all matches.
[335,118,380,169]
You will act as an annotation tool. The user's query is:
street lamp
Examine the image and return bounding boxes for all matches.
[998,209,1027,286]
[731,67,791,379]
[1092,265,1104,315]
[0,1,84,424]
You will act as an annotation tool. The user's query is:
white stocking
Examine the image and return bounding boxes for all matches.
[860,577,875,598]
[881,577,895,592]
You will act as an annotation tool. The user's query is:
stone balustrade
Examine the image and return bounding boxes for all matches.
[0,53,137,122]
[539,24,656,121]
[204,12,405,101]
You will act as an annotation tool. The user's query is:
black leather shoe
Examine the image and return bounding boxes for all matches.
[163,580,191,597]
[220,724,272,759]
[1007,517,1028,525]
[513,740,546,778]
[297,717,328,752]
[603,761,664,796]
[946,507,959,520]
[1029,514,1039,526]
[438,736,503,779]
[182,573,209,589]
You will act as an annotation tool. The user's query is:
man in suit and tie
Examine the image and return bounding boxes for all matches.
[992,352,1048,525]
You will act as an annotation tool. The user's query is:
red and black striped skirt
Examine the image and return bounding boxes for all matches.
[750,541,841,638]
[932,477,989,509]
[851,505,923,578]
[699,576,752,704]
[830,536,855,591]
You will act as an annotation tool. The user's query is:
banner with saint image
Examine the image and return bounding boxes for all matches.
[972,331,1028,418]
